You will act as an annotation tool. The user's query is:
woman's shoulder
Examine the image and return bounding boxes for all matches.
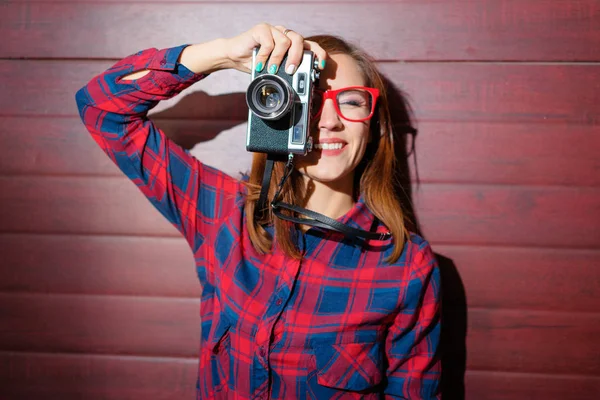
[399,231,435,259]
[403,231,438,269]
[406,231,431,249]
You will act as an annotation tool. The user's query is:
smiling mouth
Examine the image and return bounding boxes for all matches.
[314,143,345,150]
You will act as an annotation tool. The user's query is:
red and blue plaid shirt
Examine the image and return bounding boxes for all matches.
[76,45,441,399]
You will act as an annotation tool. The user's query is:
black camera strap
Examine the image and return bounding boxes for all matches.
[257,154,392,242]
[257,154,277,216]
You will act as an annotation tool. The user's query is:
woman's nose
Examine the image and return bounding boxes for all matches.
[317,99,343,130]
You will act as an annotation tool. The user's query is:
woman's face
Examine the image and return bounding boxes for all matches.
[295,53,372,190]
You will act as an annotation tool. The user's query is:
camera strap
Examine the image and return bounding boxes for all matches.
[257,154,392,242]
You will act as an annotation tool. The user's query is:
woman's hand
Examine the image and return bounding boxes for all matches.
[179,23,327,76]
[222,23,328,75]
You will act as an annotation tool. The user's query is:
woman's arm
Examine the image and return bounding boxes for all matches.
[75,25,327,251]
[75,41,240,249]
[384,241,442,399]
[121,38,232,81]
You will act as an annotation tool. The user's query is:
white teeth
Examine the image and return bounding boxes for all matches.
[315,143,344,150]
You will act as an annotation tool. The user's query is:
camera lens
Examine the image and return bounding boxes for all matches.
[246,75,294,120]
[257,85,282,110]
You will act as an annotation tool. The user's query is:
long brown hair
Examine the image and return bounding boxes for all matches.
[243,35,410,263]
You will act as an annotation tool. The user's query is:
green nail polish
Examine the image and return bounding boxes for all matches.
[320,59,326,69]
[255,62,264,72]
[268,64,278,74]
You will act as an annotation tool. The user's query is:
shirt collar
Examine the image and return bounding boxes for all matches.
[336,194,377,232]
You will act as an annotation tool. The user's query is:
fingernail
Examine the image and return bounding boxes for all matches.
[255,61,264,72]
[268,64,278,74]
[320,59,326,69]
[285,64,296,75]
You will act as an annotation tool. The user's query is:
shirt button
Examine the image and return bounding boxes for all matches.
[275,298,283,306]
[159,58,166,65]
[259,346,266,357]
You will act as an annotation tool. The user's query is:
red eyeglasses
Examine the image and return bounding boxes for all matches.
[311,86,380,122]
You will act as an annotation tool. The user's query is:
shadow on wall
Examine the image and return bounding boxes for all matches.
[384,76,468,400]
[152,91,247,149]
[150,79,468,399]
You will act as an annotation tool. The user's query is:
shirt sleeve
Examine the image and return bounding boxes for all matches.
[75,45,242,252]
[384,242,442,399]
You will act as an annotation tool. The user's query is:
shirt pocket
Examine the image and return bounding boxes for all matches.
[209,320,231,396]
[308,341,384,398]
[211,325,231,356]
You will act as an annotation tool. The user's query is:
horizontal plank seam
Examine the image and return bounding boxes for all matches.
[1,292,599,318]
[451,307,600,317]
[2,173,600,190]
[2,57,600,65]
[0,229,180,239]
[2,174,600,190]
[0,231,599,252]
[1,350,599,381]
[0,349,198,363]
[1,115,598,127]
[466,368,600,381]
[2,113,598,125]
[0,291,200,302]
[0,231,183,242]
[384,60,600,65]
[412,181,600,189]
[0,0,443,6]
[2,232,600,253]
[4,173,599,190]
[426,240,600,251]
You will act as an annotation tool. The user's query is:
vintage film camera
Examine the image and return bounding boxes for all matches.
[246,48,320,155]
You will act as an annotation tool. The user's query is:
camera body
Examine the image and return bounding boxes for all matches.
[246,48,320,155]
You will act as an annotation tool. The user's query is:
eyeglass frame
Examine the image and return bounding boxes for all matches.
[311,86,380,123]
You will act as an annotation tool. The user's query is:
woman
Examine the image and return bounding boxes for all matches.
[76,23,441,399]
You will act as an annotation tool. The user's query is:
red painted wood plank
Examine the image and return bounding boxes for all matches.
[1,234,598,313]
[0,60,249,119]
[0,176,181,237]
[0,117,241,177]
[0,116,253,180]
[1,60,599,123]
[0,352,197,400]
[465,370,600,400]
[379,63,600,124]
[465,308,600,376]
[3,1,600,61]
[414,121,600,187]
[2,117,599,187]
[435,245,600,313]
[0,294,598,376]
[0,176,598,248]
[0,234,200,298]
[413,183,600,248]
[0,294,200,358]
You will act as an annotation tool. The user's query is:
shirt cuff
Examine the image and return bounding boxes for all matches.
[146,44,189,71]
[143,44,207,91]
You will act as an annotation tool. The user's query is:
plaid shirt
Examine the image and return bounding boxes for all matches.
[76,45,441,399]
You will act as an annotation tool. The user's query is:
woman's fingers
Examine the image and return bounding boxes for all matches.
[264,27,293,74]
[247,23,328,74]
[304,40,328,71]
[274,27,305,75]
[251,23,276,72]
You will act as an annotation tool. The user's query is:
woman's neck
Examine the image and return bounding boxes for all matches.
[300,173,356,222]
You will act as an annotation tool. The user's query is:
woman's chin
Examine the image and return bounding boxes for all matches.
[297,166,353,186]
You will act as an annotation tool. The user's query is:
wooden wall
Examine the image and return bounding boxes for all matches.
[1,1,599,399]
